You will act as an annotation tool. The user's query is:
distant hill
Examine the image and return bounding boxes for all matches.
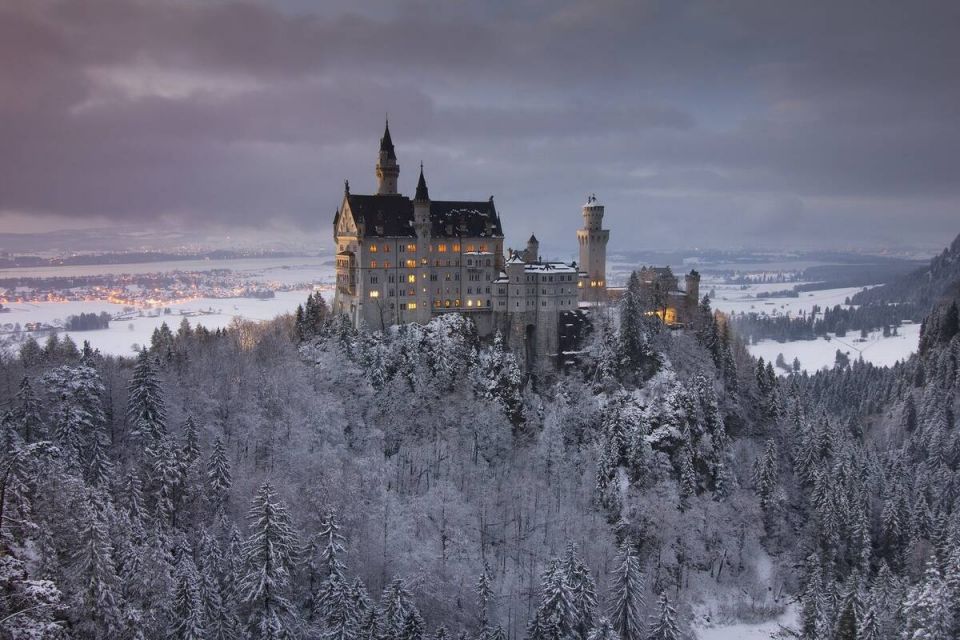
[852,231,960,307]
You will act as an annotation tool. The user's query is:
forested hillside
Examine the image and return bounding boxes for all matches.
[853,232,960,307]
[1,258,959,639]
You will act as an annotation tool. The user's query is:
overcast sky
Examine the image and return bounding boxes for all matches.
[1,0,958,253]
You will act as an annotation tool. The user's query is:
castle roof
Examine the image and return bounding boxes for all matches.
[415,164,429,201]
[380,120,396,160]
[344,193,503,239]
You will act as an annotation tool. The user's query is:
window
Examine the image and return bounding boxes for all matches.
[369,291,379,298]
[370,260,377,268]
[370,245,377,253]
[452,243,460,252]
[388,274,396,283]
[408,302,417,310]
[434,300,442,308]
[445,299,451,308]
[389,289,395,296]
[383,261,391,269]
[400,303,408,310]
[445,273,452,281]
[438,244,447,253]
[467,288,473,295]
[467,300,473,307]
[370,275,379,284]
[479,244,487,252]
[383,244,390,253]
[430,274,438,281]
[407,274,416,283]
[421,258,428,266]
[465,244,475,252]
[406,243,417,252]
[405,259,416,268]
[454,299,461,307]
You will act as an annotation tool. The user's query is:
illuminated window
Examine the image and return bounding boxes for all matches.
[434,300,442,308]
[438,244,447,253]
[370,260,377,268]
[407,274,416,283]
[455,299,461,307]
[406,244,417,252]
[369,291,379,298]
[408,302,417,310]
[421,258,428,265]
[452,243,461,252]
[370,245,377,253]
[578,281,583,288]
[405,259,416,268]
[465,244,475,252]
[467,300,473,307]
[445,299,451,308]
[383,245,390,253]
[479,244,487,252]
[384,261,391,268]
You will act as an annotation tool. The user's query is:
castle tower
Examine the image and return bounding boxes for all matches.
[525,233,539,263]
[685,270,701,321]
[376,119,400,195]
[413,164,432,322]
[577,194,609,304]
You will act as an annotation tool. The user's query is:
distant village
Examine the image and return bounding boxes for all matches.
[0,268,312,335]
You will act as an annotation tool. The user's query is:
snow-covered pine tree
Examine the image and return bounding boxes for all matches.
[476,563,494,639]
[127,349,167,445]
[644,593,681,640]
[207,437,232,510]
[172,551,206,640]
[564,545,598,639]
[609,543,644,640]
[239,482,301,640]
[72,493,125,639]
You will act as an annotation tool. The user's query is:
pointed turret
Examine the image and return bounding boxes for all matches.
[415,163,430,201]
[380,119,396,160]
[376,119,400,195]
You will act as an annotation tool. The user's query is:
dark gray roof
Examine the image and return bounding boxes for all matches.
[380,121,396,160]
[343,194,503,239]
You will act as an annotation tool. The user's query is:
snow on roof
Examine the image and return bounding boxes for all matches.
[523,262,578,274]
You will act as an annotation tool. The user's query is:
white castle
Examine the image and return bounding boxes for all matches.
[333,121,610,369]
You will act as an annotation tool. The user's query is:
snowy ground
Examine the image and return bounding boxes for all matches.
[749,323,920,374]
[708,284,871,317]
[693,605,798,640]
[699,281,920,373]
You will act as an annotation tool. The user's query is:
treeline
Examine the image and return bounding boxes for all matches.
[65,311,112,331]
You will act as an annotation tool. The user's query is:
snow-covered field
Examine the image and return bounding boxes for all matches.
[708,284,871,317]
[751,323,920,374]
[694,605,797,640]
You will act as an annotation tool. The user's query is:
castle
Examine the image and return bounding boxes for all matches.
[332,122,698,369]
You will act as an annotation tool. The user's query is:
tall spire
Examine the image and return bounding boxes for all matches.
[380,117,396,160]
[415,162,429,201]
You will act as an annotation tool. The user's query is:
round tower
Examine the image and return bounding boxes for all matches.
[577,194,609,304]
[376,119,400,195]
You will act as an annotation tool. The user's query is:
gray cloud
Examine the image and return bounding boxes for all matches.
[1,0,958,251]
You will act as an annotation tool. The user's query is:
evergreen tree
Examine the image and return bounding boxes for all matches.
[239,483,301,640]
[586,618,618,640]
[645,593,680,640]
[172,552,207,640]
[208,437,233,510]
[73,494,125,639]
[609,544,644,640]
[128,350,167,444]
